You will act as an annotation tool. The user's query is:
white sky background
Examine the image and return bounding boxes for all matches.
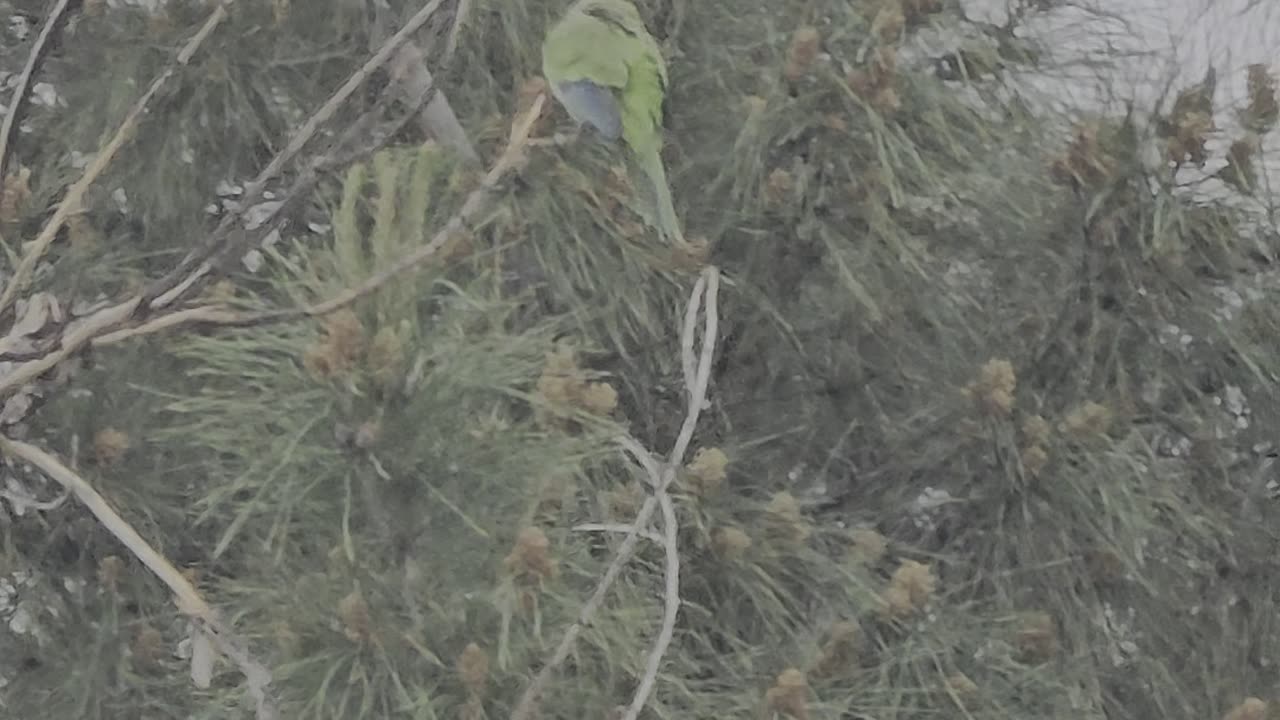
[964,0,1280,108]
[959,0,1280,206]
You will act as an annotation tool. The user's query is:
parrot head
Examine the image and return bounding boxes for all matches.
[573,0,648,34]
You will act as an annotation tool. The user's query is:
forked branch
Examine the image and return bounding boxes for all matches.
[509,266,721,720]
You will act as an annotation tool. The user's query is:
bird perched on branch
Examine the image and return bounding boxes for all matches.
[541,0,683,244]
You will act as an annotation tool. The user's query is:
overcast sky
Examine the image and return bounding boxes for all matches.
[961,0,1280,207]
[965,0,1278,102]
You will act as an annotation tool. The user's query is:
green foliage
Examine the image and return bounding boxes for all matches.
[4,0,1280,719]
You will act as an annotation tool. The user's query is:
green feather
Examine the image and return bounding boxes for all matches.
[635,145,680,243]
[542,0,683,243]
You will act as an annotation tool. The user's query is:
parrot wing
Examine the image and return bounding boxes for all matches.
[543,0,669,144]
[542,1,632,137]
[549,79,624,140]
[616,32,665,158]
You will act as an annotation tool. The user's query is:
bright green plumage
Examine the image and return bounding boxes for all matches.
[542,0,682,244]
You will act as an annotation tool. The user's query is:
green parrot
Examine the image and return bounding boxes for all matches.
[541,0,683,244]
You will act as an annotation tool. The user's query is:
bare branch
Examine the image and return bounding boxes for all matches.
[623,488,681,719]
[508,495,657,720]
[619,435,665,488]
[0,94,545,400]
[141,0,451,311]
[669,268,719,472]
[0,1,231,317]
[572,522,665,544]
[246,93,541,322]
[369,0,480,162]
[106,95,543,337]
[510,266,721,720]
[91,304,238,347]
[390,43,479,162]
[147,75,433,312]
[0,0,75,181]
[679,272,707,402]
[0,296,141,399]
[0,436,281,719]
[443,0,473,64]
[622,266,719,720]
[0,437,211,613]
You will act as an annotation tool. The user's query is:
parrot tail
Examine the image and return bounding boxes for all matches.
[637,147,683,244]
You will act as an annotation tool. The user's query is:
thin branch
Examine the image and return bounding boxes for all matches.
[0,8,450,386]
[107,94,543,339]
[622,266,718,720]
[679,272,707,403]
[670,269,719,472]
[0,436,281,720]
[508,495,656,720]
[572,522,664,544]
[244,93,540,322]
[625,487,680,719]
[0,0,75,182]
[443,0,473,64]
[390,43,479,162]
[510,265,721,720]
[619,435,664,488]
[370,0,479,162]
[147,71,432,312]
[258,0,447,184]
[0,436,213,614]
[0,95,544,400]
[0,296,141,399]
[0,0,460,398]
[141,0,450,310]
[91,303,237,347]
[0,1,231,317]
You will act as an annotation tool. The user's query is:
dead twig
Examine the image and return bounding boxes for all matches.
[615,435,682,716]
[0,1,451,392]
[0,0,76,182]
[443,0,473,65]
[509,266,720,720]
[0,94,542,400]
[91,304,238,347]
[142,0,450,311]
[390,43,479,163]
[0,436,212,614]
[100,95,543,342]
[620,266,718,720]
[148,68,435,312]
[0,1,232,318]
[0,296,140,399]
[571,522,664,544]
[508,492,655,720]
[369,0,479,162]
[244,94,541,322]
[0,436,281,720]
